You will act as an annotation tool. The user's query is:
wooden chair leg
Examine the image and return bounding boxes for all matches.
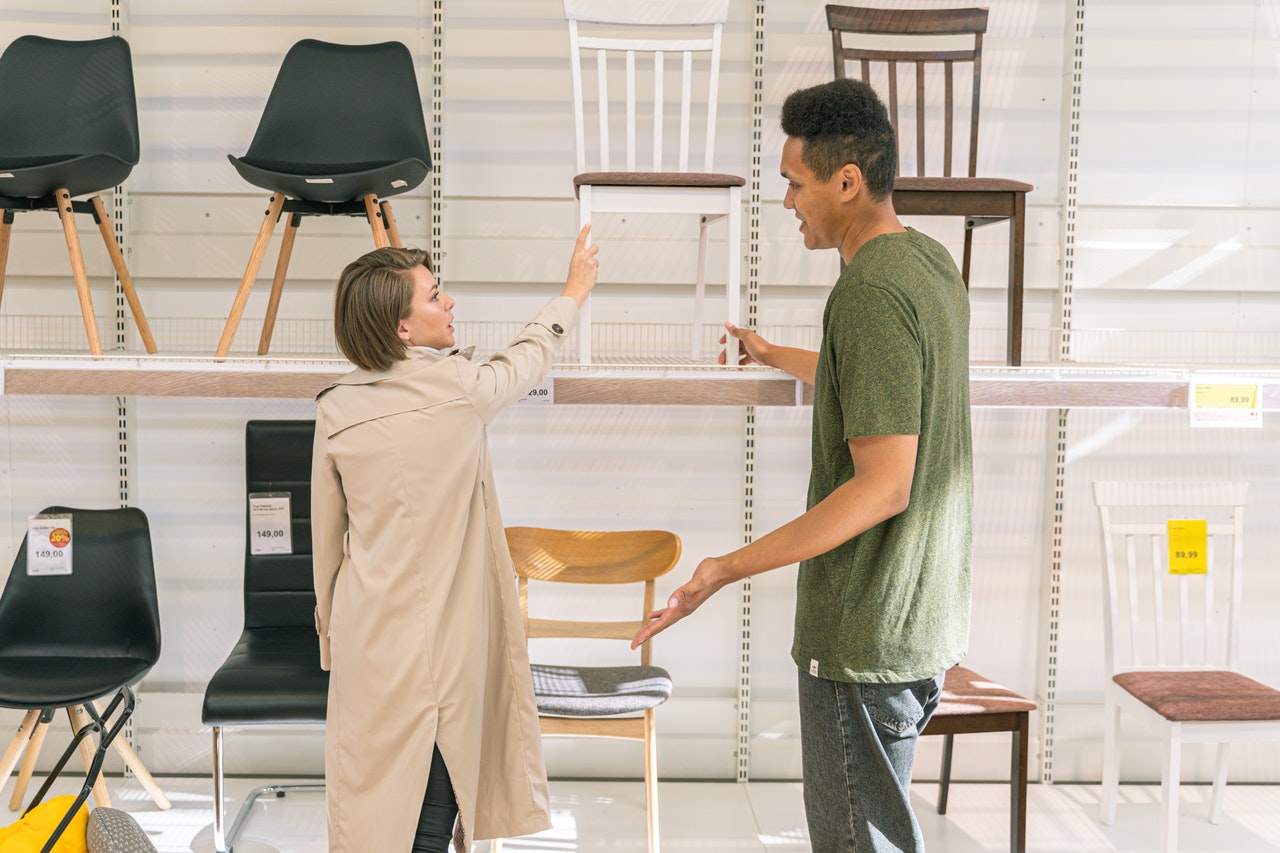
[379,200,404,248]
[1160,725,1182,853]
[68,706,111,808]
[91,698,170,810]
[0,210,13,314]
[364,194,390,249]
[258,212,301,356]
[216,193,285,359]
[90,195,157,354]
[1012,713,1028,853]
[692,215,710,361]
[9,714,49,810]
[1007,193,1026,367]
[1209,742,1229,825]
[0,710,39,785]
[54,188,103,356]
[937,733,954,815]
[644,708,660,853]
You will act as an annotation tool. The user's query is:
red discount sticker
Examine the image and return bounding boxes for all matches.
[48,528,71,549]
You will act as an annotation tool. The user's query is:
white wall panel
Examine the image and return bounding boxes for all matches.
[0,0,1278,788]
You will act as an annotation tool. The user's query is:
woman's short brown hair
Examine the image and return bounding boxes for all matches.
[333,247,433,371]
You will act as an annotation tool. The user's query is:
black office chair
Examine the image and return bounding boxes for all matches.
[0,506,161,853]
[202,420,328,853]
[216,40,433,358]
[0,35,157,356]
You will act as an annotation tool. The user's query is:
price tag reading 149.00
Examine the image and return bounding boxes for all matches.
[249,493,292,556]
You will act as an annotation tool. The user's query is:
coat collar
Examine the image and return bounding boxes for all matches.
[323,345,476,393]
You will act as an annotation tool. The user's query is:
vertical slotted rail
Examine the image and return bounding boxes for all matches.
[1037,0,1089,788]
[736,0,766,786]
[431,0,444,278]
[112,0,137,775]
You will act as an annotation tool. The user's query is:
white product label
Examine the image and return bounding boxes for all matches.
[809,659,819,677]
[516,379,554,406]
[27,515,72,576]
[249,493,293,555]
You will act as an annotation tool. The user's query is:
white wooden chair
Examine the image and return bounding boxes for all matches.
[1092,481,1280,852]
[564,0,743,364]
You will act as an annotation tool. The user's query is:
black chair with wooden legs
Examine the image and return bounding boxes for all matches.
[217,40,432,359]
[0,507,163,853]
[0,35,156,356]
[826,6,1033,366]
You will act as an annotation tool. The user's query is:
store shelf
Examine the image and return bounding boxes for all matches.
[2,354,1278,409]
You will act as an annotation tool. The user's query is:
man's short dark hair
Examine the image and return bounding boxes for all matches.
[780,78,897,201]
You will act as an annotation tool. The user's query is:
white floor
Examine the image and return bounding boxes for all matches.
[10,775,1280,852]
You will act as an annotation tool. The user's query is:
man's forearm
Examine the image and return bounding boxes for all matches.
[764,346,819,385]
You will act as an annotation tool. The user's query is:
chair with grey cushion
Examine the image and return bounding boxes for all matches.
[503,527,681,853]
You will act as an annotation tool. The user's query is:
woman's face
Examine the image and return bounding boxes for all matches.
[396,264,455,350]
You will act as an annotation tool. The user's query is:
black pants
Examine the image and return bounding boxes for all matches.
[412,744,459,853]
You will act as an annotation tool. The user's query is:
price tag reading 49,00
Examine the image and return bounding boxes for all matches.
[249,493,293,556]
[1167,519,1207,575]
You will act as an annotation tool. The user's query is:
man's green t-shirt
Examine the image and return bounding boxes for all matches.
[792,227,973,684]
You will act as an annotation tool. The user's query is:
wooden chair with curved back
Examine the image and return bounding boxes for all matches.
[825,5,1033,365]
[503,526,682,853]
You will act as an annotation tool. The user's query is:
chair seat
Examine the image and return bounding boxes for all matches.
[201,627,328,725]
[1114,670,1280,722]
[930,665,1037,718]
[227,154,430,204]
[531,663,672,717]
[574,170,746,195]
[0,152,135,199]
[0,655,151,708]
[894,175,1034,194]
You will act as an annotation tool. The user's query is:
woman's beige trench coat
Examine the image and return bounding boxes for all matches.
[311,297,578,852]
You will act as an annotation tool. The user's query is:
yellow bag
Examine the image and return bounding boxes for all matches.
[0,795,89,853]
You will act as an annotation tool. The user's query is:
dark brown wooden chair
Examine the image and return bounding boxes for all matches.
[922,664,1036,853]
[826,6,1033,366]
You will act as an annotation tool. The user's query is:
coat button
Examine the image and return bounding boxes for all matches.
[551,323,564,334]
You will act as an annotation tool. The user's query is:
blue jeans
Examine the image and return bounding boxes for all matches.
[797,667,946,853]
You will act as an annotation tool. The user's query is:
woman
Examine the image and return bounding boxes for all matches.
[311,226,599,852]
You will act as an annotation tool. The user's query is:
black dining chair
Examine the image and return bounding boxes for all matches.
[0,35,157,356]
[0,506,161,853]
[202,420,328,853]
[216,40,433,358]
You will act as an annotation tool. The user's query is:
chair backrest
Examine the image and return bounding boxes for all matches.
[825,5,988,178]
[0,506,159,664]
[506,527,680,667]
[0,35,139,179]
[244,420,316,630]
[564,0,730,174]
[244,39,431,175]
[1092,481,1248,679]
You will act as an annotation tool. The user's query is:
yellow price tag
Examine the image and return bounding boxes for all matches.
[1167,519,1207,575]
[1194,384,1257,409]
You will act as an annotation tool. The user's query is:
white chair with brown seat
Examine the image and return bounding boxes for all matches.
[1093,481,1280,852]
[500,526,681,853]
[564,0,743,365]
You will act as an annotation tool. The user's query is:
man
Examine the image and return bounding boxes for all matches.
[632,78,973,852]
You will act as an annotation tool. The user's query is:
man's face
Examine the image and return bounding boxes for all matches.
[780,136,846,252]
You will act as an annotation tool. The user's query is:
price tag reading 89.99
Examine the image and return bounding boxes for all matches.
[249,493,293,556]
[1167,519,1207,575]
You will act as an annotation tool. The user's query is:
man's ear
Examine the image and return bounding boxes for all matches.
[838,163,864,202]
